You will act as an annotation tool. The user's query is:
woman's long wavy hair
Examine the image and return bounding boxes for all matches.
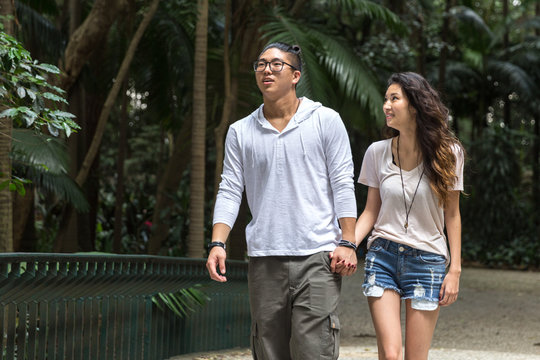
[383,72,465,207]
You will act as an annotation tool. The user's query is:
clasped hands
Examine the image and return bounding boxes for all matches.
[329,246,357,276]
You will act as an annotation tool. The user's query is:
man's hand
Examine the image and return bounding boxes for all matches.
[206,247,228,282]
[329,246,357,276]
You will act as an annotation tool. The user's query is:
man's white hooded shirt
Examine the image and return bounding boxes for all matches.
[213,97,357,257]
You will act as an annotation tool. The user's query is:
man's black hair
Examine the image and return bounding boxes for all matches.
[258,42,303,72]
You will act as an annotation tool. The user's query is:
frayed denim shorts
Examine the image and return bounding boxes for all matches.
[362,238,447,311]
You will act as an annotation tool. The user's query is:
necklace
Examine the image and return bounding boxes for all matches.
[396,136,424,233]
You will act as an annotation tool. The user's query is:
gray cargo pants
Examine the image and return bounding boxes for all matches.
[248,251,341,360]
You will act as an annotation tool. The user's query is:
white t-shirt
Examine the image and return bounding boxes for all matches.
[358,138,464,262]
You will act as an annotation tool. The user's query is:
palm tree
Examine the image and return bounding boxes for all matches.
[0,0,16,251]
[443,5,539,139]
[12,129,89,250]
[187,0,209,258]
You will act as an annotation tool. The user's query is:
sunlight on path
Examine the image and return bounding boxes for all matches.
[169,345,540,360]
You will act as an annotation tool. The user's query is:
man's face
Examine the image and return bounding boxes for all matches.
[255,48,300,100]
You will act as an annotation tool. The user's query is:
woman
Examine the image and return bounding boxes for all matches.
[355,72,464,360]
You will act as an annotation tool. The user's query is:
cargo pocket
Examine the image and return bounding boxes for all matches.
[321,313,340,360]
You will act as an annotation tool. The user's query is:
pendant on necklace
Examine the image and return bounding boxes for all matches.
[404,222,408,233]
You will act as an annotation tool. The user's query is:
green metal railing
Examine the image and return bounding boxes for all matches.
[0,254,250,360]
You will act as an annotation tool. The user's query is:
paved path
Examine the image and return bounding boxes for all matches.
[171,266,540,359]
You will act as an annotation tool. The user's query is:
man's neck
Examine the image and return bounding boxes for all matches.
[262,93,300,132]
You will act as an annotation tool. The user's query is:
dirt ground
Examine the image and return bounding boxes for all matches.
[339,264,540,355]
[170,265,540,359]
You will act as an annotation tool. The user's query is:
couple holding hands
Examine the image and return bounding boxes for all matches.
[207,42,464,360]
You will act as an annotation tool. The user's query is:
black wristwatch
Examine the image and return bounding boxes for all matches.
[208,241,226,251]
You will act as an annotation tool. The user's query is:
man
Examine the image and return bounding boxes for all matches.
[206,42,358,360]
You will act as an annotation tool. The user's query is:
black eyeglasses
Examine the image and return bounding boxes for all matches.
[253,60,297,72]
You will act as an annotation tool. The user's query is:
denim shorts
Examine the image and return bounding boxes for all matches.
[362,238,447,311]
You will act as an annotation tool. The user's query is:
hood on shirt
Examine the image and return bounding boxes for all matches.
[247,97,322,162]
[252,97,322,126]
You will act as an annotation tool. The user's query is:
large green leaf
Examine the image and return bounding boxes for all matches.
[259,8,383,123]
[487,60,539,102]
[11,129,68,174]
[339,0,408,34]
[11,129,89,211]
[450,6,494,54]
[152,285,209,318]
[27,170,90,212]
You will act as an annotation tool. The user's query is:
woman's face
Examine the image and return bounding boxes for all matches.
[383,83,416,132]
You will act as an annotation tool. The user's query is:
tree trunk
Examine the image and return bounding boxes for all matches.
[13,187,36,251]
[60,0,128,92]
[533,2,540,225]
[438,0,452,93]
[214,0,233,199]
[415,12,425,76]
[113,79,129,252]
[187,0,209,258]
[75,0,160,187]
[54,85,102,252]
[13,186,34,251]
[0,0,15,252]
[54,0,93,253]
[502,0,511,128]
[147,119,192,255]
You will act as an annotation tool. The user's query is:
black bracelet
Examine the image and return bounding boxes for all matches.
[338,239,357,251]
[208,241,226,251]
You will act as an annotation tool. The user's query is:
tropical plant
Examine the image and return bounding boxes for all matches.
[153,284,210,318]
[0,29,79,185]
[0,26,79,250]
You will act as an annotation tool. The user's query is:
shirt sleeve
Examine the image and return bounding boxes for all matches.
[322,112,357,219]
[358,143,379,188]
[452,144,465,191]
[213,126,244,228]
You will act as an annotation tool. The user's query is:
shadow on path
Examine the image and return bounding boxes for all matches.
[340,265,540,355]
[170,266,540,359]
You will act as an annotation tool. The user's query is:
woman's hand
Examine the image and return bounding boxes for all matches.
[439,269,460,306]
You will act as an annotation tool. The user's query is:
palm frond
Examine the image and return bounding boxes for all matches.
[313,32,383,124]
[11,129,89,211]
[443,60,482,94]
[26,169,90,212]
[339,0,408,34]
[259,9,330,102]
[152,285,209,318]
[449,6,494,53]
[260,8,383,122]
[12,129,68,174]
[16,2,65,62]
[487,60,540,102]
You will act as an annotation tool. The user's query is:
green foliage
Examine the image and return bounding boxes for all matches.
[259,4,392,121]
[0,28,81,205]
[461,127,538,268]
[0,30,79,136]
[339,0,408,34]
[152,284,209,318]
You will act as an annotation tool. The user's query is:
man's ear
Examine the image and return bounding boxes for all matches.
[292,70,301,85]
